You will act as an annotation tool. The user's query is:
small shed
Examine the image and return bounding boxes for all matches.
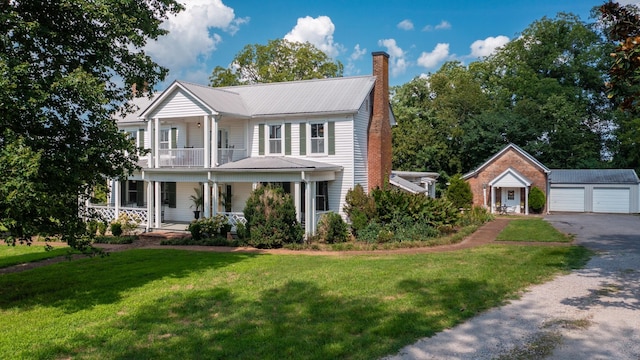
[549,169,640,213]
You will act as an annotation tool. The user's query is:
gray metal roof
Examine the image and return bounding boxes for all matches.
[119,94,157,123]
[549,169,640,184]
[213,156,342,172]
[177,81,250,117]
[389,173,428,194]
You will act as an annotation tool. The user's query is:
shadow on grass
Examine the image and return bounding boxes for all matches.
[42,277,518,359]
[0,249,255,313]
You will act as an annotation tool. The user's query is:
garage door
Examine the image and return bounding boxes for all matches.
[550,187,585,212]
[593,188,630,213]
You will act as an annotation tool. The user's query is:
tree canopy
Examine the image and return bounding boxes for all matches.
[209,39,344,86]
[0,0,183,248]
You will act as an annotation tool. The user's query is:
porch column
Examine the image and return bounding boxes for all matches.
[147,120,153,168]
[211,116,218,167]
[294,181,302,223]
[490,186,496,214]
[203,115,210,168]
[114,180,121,220]
[146,181,153,231]
[304,181,317,236]
[154,181,162,228]
[525,186,529,215]
[154,117,160,168]
[212,182,219,216]
[482,184,487,209]
[203,182,211,218]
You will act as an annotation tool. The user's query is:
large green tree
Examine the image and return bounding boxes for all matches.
[0,0,182,248]
[209,39,344,86]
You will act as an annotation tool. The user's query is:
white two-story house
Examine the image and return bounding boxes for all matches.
[91,52,438,235]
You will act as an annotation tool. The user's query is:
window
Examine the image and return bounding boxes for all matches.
[310,123,325,154]
[159,129,170,149]
[316,181,329,211]
[161,182,176,208]
[269,124,282,154]
[126,130,137,146]
[507,190,515,200]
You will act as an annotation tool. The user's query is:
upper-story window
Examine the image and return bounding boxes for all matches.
[269,124,282,154]
[159,129,170,149]
[310,123,325,154]
[126,130,137,146]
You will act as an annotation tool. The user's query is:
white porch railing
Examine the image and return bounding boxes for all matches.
[217,147,246,165]
[87,205,148,225]
[159,148,204,167]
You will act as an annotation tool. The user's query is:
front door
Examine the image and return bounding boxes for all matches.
[502,187,521,213]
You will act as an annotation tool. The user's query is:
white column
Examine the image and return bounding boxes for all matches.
[154,182,162,228]
[154,117,160,168]
[203,115,210,168]
[490,186,495,214]
[212,182,219,216]
[525,186,529,215]
[147,120,153,168]
[309,181,317,235]
[211,116,218,167]
[482,186,487,209]
[304,181,312,236]
[203,182,211,218]
[294,181,302,223]
[114,180,121,220]
[146,181,153,231]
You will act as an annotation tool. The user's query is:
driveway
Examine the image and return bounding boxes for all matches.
[386,214,640,359]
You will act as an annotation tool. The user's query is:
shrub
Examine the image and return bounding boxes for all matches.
[86,220,98,237]
[111,213,140,236]
[317,212,349,244]
[445,174,473,210]
[459,206,495,227]
[343,184,376,233]
[93,235,135,244]
[244,185,303,248]
[357,222,383,243]
[110,222,122,237]
[97,222,107,236]
[529,186,546,213]
[187,214,231,240]
[187,221,203,240]
[235,222,248,240]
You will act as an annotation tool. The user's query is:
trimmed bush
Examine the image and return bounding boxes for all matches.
[110,222,122,237]
[86,220,98,237]
[445,174,473,210]
[244,185,303,248]
[97,222,107,236]
[317,212,349,244]
[528,186,546,213]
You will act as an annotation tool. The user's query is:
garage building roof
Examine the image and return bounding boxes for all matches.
[549,169,640,184]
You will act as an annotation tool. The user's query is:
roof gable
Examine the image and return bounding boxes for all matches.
[463,143,550,179]
[489,167,533,187]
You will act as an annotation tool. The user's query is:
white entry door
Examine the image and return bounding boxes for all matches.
[502,187,521,213]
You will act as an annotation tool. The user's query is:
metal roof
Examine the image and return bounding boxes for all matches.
[119,94,157,123]
[213,156,343,172]
[549,169,640,184]
[177,81,250,117]
[389,173,428,194]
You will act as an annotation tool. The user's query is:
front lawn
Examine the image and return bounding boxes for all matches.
[0,244,76,269]
[496,218,573,242]
[0,244,590,359]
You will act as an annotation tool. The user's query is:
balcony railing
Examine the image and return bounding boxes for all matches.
[217,147,246,165]
[159,148,204,167]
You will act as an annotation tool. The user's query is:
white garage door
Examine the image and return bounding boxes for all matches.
[593,188,630,213]
[550,187,585,212]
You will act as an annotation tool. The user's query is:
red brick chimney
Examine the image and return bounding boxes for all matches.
[368,51,392,191]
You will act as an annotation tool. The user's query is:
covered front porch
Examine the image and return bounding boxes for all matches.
[486,168,532,215]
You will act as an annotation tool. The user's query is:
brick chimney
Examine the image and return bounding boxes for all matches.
[368,51,392,191]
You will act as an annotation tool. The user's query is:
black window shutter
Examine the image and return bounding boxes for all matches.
[136,181,145,206]
[299,123,306,155]
[168,182,177,208]
[285,123,291,155]
[258,124,265,155]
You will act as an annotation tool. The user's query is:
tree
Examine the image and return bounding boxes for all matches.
[445,174,473,210]
[0,1,183,249]
[209,39,343,86]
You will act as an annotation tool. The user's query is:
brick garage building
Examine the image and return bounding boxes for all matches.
[463,144,550,214]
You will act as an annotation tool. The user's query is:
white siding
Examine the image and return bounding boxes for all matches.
[593,188,630,213]
[163,181,201,223]
[353,99,370,188]
[149,89,209,119]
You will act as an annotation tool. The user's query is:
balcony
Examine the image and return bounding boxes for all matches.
[159,148,204,167]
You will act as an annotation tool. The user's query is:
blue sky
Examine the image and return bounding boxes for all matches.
[145,0,610,88]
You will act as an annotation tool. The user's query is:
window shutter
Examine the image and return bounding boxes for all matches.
[299,123,306,155]
[168,182,176,208]
[285,123,291,155]
[170,128,177,149]
[119,181,126,206]
[136,181,145,206]
[138,129,145,148]
[328,122,335,155]
[258,124,265,155]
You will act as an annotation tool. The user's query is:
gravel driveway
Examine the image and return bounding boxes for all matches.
[385,214,640,360]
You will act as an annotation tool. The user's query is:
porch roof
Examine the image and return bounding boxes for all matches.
[212,156,343,173]
[389,173,428,194]
[489,167,532,188]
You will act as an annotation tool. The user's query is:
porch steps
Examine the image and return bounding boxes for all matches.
[137,230,191,244]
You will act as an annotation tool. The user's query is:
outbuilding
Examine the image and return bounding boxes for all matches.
[549,169,640,213]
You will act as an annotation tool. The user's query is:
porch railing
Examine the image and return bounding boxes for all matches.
[86,205,148,225]
[217,147,246,165]
[159,148,204,167]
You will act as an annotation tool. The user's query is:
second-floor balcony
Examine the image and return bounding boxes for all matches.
[154,147,246,168]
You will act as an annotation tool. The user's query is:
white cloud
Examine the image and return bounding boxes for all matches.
[470,35,510,57]
[615,0,640,5]
[344,44,367,76]
[423,20,452,31]
[284,15,343,58]
[145,0,249,71]
[417,43,450,69]
[397,19,414,31]
[378,39,408,77]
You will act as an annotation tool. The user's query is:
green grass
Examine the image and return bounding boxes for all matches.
[0,245,76,269]
[496,218,573,242]
[0,244,590,360]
